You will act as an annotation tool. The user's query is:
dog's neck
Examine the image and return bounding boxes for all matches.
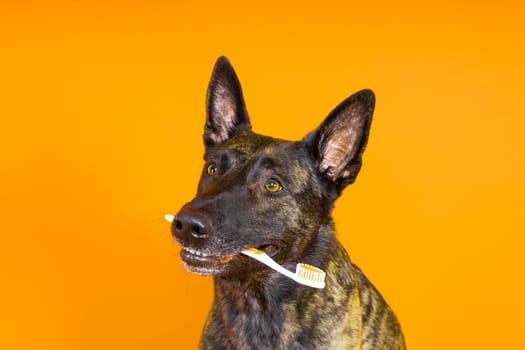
[207,224,356,348]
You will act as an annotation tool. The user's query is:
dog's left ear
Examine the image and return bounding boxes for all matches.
[304,89,375,190]
[204,56,251,149]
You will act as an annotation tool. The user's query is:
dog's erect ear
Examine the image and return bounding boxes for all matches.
[304,89,375,190]
[204,56,251,148]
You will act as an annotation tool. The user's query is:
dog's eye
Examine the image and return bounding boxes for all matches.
[264,179,282,193]
[206,163,218,176]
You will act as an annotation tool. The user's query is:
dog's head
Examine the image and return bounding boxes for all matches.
[171,57,374,277]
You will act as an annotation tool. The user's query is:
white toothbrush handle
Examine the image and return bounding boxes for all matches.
[241,249,297,281]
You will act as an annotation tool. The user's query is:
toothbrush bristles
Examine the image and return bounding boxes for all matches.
[297,263,325,283]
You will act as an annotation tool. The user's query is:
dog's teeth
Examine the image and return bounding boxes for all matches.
[183,247,234,262]
[185,247,207,257]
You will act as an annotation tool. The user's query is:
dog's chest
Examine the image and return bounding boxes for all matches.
[202,279,357,350]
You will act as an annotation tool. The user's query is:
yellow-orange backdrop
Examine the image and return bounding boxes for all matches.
[1,0,524,349]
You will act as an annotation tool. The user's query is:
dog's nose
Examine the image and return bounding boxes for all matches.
[172,207,213,240]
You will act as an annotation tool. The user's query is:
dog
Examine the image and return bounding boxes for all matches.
[170,57,406,349]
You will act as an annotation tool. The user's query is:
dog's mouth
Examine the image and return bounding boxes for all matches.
[256,243,280,256]
[180,243,281,276]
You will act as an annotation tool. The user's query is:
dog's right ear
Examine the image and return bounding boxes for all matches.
[204,56,251,149]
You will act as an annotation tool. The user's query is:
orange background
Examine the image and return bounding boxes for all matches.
[1,0,524,349]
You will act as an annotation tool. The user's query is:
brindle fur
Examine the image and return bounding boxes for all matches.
[171,57,405,349]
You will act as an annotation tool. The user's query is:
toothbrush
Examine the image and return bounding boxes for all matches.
[241,247,326,289]
[164,214,326,289]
